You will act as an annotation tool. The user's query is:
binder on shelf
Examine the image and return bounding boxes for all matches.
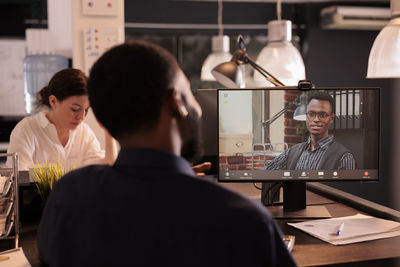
[347,90,354,129]
[334,91,341,129]
[341,90,347,129]
[354,90,361,129]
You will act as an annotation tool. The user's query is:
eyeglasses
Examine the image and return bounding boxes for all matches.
[306,111,332,119]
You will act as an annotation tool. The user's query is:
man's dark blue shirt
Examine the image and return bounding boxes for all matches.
[37,147,297,266]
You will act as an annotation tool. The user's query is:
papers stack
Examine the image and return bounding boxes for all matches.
[0,248,31,267]
[288,213,400,245]
[0,175,8,193]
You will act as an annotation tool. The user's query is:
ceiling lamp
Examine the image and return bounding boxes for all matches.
[200,0,232,81]
[367,0,400,78]
[253,0,305,86]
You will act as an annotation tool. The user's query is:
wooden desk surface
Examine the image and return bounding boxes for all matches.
[13,181,400,266]
[220,182,400,267]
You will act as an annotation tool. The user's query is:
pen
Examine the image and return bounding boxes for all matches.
[337,222,344,236]
[0,256,9,261]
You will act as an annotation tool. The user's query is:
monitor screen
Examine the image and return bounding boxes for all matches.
[217,88,380,182]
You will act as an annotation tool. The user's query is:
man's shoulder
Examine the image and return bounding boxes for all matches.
[286,141,308,155]
[272,141,307,158]
[54,165,109,191]
[330,139,351,153]
[54,165,274,223]
[62,163,108,178]
[291,141,308,149]
[183,177,274,221]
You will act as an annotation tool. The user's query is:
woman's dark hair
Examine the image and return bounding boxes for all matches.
[37,68,88,108]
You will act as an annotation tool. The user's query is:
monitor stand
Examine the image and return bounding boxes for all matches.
[262,181,331,219]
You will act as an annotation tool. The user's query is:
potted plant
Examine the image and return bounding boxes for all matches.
[32,162,66,203]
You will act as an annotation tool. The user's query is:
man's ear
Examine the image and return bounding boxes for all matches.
[169,91,189,118]
[329,114,335,124]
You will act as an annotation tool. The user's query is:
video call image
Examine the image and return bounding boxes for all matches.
[218,88,380,181]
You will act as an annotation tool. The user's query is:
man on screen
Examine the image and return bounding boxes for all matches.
[266,91,356,170]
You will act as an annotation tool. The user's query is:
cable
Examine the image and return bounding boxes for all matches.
[218,0,223,36]
[261,182,282,205]
[253,182,262,190]
[271,182,283,205]
[276,0,282,21]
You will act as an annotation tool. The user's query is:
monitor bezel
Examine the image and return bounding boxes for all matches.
[216,87,381,183]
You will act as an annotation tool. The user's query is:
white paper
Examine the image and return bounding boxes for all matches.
[0,176,7,193]
[0,248,31,267]
[288,213,400,245]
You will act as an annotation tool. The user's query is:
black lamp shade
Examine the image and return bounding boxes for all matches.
[211,61,243,88]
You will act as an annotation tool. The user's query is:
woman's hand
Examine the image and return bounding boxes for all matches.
[192,162,212,177]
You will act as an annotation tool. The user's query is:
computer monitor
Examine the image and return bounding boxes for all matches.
[217,87,380,217]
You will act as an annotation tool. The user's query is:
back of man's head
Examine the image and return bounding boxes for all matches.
[88,41,179,139]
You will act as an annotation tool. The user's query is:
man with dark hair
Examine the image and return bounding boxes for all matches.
[266,91,356,170]
[37,41,297,266]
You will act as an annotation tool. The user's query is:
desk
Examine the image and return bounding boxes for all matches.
[18,171,43,223]
[12,181,400,266]
[222,182,400,266]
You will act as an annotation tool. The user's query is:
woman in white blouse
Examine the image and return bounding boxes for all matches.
[6,68,117,171]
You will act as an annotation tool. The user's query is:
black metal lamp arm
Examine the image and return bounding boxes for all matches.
[231,49,285,87]
[262,101,298,128]
[246,57,285,87]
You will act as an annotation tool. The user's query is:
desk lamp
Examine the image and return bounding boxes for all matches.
[262,92,307,144]
[211,38,285,88]
[212,34,307,136]
[211,35,307,126]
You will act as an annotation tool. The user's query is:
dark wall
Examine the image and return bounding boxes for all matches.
[304,3,394,207]
[0,0,47,37]
[125,1,294,35]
